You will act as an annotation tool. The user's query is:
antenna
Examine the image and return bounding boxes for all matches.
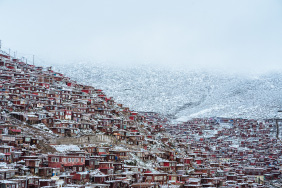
[0,40,1,50]
[33,55,34,65]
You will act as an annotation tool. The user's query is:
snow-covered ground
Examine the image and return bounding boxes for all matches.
[31,123,54,134]
[52,145,81,152]
[49,62,282,120]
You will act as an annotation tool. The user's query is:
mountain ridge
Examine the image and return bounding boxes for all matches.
[50,62,282,121]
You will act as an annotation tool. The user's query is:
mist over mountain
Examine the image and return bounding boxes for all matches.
[51,62,282,121]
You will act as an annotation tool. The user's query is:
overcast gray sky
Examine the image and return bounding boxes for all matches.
[0,0,281,73]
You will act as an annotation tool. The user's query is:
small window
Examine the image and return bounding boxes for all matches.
[147,176,152,180]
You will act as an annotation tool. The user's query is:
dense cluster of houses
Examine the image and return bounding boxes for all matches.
[165,118,282,187]
[0,51,281,188]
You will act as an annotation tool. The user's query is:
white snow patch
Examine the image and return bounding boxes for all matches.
[52,145,80,152]
[31,123,54,134]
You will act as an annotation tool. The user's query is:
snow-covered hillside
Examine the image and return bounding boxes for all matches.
[51,62,282,121]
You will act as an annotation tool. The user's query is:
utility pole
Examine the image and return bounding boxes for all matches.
[276,119,279,139]
[276,110,282,139]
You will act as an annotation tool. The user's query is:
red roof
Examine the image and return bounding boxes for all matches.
[11,129,21,133]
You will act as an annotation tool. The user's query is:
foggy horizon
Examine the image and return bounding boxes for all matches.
[0,0,282,74]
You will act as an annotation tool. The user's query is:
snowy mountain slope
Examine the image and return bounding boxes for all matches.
[50,62,282,121]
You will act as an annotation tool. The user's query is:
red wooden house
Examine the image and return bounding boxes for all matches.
[48,155,85,172]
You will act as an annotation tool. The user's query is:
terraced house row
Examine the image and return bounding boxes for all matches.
[0,51,281,188]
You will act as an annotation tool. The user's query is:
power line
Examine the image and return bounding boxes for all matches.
[0,41,47,66]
